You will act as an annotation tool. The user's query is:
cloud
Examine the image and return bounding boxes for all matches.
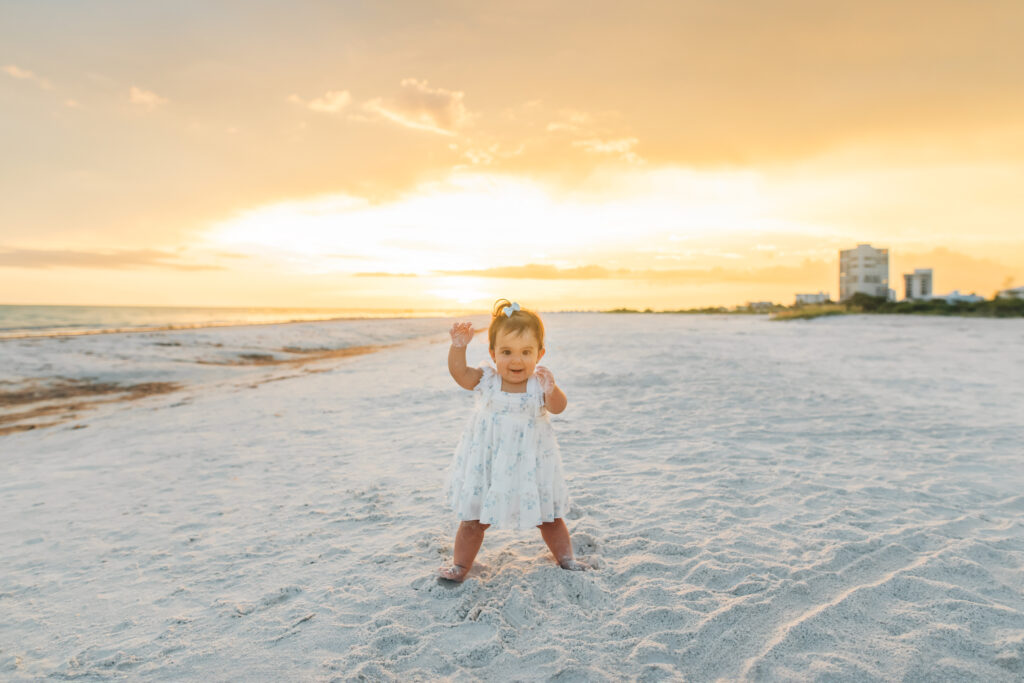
[441,264,618,279]
[288,90,352,113]
[129,86,168,109]
[572,137,642,163]
[572,138,637,154]
[435,248,1023,295]
[439,261,835,286]
[545,109,597,135]
[3,64,52,89]
[363,78,470,136]
[0,248,221,271]
[453,139,525,166]
[354,271,418,277]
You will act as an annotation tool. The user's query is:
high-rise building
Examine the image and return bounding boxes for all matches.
[903,269,933,300]
[839,244,889,301]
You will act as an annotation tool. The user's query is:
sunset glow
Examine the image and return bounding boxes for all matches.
[3,2,1023,310]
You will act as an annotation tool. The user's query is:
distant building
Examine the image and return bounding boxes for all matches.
[903,268,933,300]
[933,290,985,304]
[839,244,889,301]
[998,286,1024,300]
[746,301,775,312]
[795,292,829,305]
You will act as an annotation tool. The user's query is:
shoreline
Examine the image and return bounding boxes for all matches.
[0,314,459,341]
[0,380,182,437]
[772,301,1024,321]
[601,303,1024,320]
[0,335,409,436]
[15,303,1019,341]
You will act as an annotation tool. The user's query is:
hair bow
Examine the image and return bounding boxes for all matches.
[504,301,521,317]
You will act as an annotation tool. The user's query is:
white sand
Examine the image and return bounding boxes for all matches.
[2,313,1023,681]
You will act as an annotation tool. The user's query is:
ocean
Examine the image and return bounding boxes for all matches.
[0,304,457,338]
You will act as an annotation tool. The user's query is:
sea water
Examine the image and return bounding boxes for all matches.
[0,304,455,338]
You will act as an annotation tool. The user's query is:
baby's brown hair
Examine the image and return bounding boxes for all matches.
[488,299,545,350]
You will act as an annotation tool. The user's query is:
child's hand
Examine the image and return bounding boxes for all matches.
[534,365,556,395]
[449,322,474,348]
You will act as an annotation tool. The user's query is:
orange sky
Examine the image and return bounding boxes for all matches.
[2,1,1023,310]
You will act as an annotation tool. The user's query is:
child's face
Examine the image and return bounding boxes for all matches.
[490,328,545,387]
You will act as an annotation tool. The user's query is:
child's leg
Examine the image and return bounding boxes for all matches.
[438,520,490,582]
[537,518,588,571]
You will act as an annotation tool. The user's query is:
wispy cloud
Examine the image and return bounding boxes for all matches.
[572,137,642,163]
[288,90,352,113]
[439,261,834,285]
[441,264,618,279]
[434,250,1020,294]
[363,78,470,136]
[3,64,52,89]
[545,109,596,135]
[129,86,168,109]
[0,248,221,271]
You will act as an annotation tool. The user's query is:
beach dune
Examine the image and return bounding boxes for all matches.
[1,314,1023,680]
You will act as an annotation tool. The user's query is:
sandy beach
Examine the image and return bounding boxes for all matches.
[2,313,1023,681]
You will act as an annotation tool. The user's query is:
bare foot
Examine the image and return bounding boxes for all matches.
[437,564,469,582]
[558,557,589,571]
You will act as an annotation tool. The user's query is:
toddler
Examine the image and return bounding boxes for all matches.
[439,299,587,582]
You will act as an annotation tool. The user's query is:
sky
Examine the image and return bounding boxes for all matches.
[2,0,1023,311]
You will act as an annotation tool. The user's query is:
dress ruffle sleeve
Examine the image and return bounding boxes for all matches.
[474,363,497,393]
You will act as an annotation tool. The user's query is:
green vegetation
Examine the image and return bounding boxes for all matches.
[604,293,1024,320]
[772,293,1024,320]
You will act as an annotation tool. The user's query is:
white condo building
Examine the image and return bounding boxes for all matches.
[839,244,889,301]
[998,286,1024,300]
[938,290,985,304]
[904,269,933,300]
[795,292,830,305]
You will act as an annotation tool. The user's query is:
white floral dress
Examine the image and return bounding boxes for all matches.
[446,364,570,530]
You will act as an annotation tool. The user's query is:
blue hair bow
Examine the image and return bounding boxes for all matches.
[504,301,521,317]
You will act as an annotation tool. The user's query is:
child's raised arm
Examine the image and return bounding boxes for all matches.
[534,365,567,414]
[448,322,484,390]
